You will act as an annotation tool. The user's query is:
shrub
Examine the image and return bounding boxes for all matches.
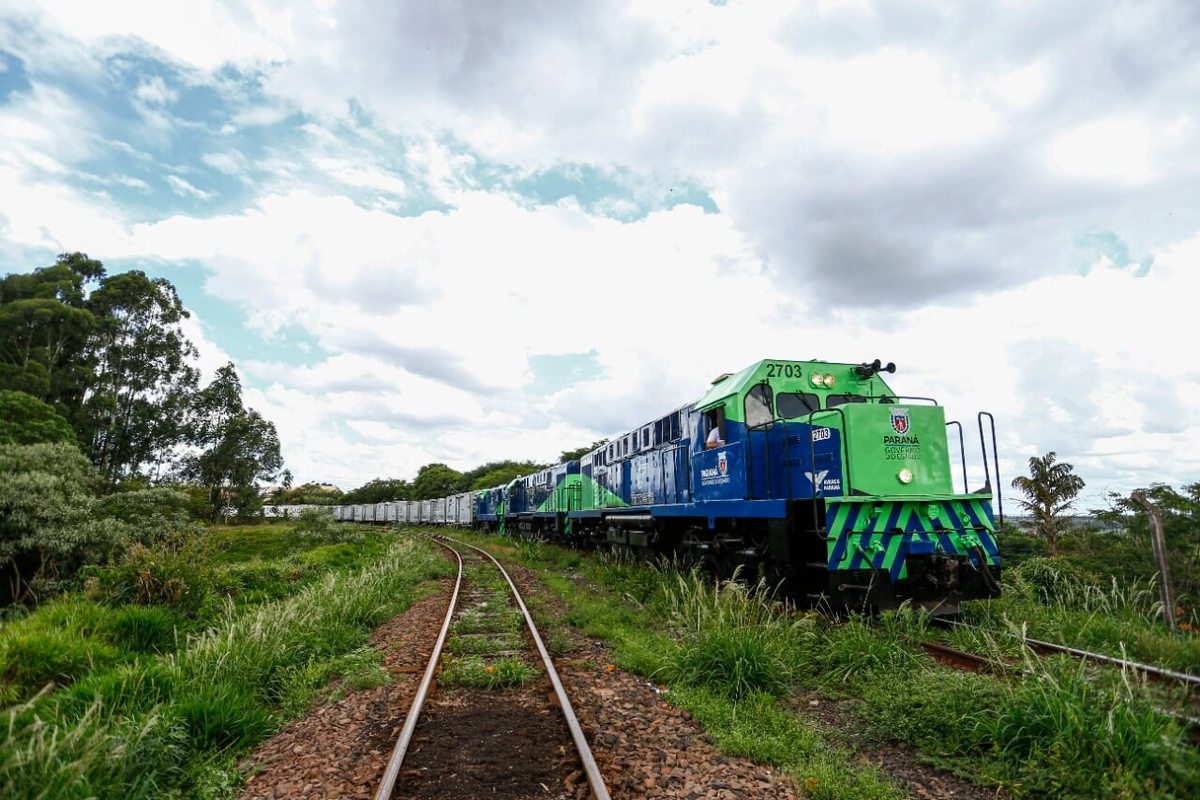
[0,443,122,606]
[292,508,362,543]
[94,488,193,546]
[1008,557,1093,605]
[96,538,215,615]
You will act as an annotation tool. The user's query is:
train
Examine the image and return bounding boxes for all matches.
[269,357,1003,613]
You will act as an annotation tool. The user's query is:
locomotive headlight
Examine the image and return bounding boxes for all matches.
[897,468,914,484]
[810,374,824,387]
[822,373,836,387]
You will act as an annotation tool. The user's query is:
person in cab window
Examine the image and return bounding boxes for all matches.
[705,420,724,449]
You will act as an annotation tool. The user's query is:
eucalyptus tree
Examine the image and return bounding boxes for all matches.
[182,363,283,521]
[81,270,199,484]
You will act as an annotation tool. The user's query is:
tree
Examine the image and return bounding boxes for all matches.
[0,390,76,445]
[276,481,344,505]
[1011,451,1085,555]
[80,270,199,484]
[341,478,409,504]
[181,364,283,522]
[411,463,463,500]
[559,439,608,463]
[0,253,102,407]
[459,460,548,491]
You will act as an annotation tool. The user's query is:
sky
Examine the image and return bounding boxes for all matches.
[1,0,1198,512]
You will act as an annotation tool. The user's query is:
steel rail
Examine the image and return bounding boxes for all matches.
[931,616,1200,690]
[443,535,612,800]
[374,539,464,800]
[1022,636,1200,689]
[919,640,1006,674]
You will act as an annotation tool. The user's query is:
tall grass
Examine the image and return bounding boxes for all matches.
[0,538,449,800]
[659,570,811,699]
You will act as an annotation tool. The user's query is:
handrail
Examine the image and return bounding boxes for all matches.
[945,421,968,494]
[976,411,1003,525]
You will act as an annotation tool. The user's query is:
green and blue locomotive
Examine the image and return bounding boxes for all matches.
[479,358,1002,612]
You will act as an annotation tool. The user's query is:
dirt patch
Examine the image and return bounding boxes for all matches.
[794,690,1006,800]
[238,581,454,800]
[390,684,576,799]
[562,654,798,800]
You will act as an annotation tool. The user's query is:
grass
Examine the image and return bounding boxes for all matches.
[440,654,538,688]
[446,529,902,798]
[445,527,1200,799]
[437,558,539,689]
[0,523,399,707]
[0,536,451,800]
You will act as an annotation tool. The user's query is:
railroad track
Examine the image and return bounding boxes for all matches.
[375,535,610,800]
[928,616,1200,693]
[919,624,1200,741]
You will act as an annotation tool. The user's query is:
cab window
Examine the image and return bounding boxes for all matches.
[701,406,726,449]
[777,391,820,418]
[744,384,774,429]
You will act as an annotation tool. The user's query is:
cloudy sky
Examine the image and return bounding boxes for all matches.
[2,0,1198,510]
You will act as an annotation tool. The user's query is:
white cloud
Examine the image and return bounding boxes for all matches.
[164,174,215,200]
[3,0,1200,502]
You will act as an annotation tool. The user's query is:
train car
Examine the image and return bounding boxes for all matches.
[495,358,1002,613]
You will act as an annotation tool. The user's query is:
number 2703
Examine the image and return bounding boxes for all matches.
[766,363,801,378]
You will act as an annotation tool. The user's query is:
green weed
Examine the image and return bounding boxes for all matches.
[440,655,538,688]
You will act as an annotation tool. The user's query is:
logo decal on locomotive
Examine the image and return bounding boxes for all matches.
[889,407,911,435]
[717,451,728,476]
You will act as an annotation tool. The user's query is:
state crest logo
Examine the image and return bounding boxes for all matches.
[717,451,728,476]
[890,407,911,435]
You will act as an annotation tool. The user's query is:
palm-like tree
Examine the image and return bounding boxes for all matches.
[1011,451,1085,555]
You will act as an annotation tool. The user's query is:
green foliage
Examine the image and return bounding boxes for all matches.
[181,364,282,522]
[660,571,807,698]
[339,477,409,504]
[79,270,198,486]
[1011,451,1086,555]
[93,487,193,546]
[461,460,548,491]
[0,443,124,605]
[411,462,462,500]
[1008,556,1091,603]
[440,654,538,688]
[96,539,215,614]
[0,538,451,799]
[0,391,76,445]
[981,657,1200,798]
[671,686,904,800]
[272,481,344,505]
[558,439,608,463]
[291,508,362,543]
[0,253,102,407]
[1092,481,1200,622]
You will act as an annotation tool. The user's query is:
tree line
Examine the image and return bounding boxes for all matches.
[0,252,283,510]
[281,440,610,505]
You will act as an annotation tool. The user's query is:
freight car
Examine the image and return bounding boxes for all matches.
[332,357,1002,614]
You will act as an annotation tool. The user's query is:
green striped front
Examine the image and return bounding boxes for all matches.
[824,496,999,582]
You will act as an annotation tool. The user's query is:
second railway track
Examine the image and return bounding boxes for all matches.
[375,535,610,800]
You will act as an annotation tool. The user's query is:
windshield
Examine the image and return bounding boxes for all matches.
[777,391,820,418]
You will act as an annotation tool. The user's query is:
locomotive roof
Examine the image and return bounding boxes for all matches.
[692,358,882,409]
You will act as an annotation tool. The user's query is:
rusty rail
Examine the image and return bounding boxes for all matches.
[374,539,464,800]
